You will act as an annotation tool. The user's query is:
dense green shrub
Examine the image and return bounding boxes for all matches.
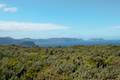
[0,45,120,80]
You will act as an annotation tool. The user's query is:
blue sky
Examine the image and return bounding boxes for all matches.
[0,0,120,39]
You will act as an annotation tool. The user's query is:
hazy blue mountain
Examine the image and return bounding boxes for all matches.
[19,41,36,47]
[0,37,35,47]
[0,37,19,45]
[34,38,84,47]
[0,37,120,47]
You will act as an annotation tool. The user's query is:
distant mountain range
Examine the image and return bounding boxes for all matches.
[0,37,120,47]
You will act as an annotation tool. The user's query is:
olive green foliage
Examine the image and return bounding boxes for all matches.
[0,45,120,80]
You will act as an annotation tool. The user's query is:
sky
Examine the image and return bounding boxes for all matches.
[0,0,120,39]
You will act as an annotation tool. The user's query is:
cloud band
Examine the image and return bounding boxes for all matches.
[0,21,68,31]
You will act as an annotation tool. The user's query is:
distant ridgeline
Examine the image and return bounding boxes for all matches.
[0,37,120,47]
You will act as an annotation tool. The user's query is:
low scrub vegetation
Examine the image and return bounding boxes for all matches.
[0,45,120,80]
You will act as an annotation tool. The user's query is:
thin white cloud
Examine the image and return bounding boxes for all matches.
[0,3,17,13]
[4,7,17,13]
[111,26,120,29]
[0,21,68,31]
[103,26,120,31]
[0,4,6,9]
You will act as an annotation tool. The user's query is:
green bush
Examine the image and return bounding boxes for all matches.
[0,45,120,80]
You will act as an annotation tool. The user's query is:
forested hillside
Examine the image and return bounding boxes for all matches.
[0,45,120,80]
